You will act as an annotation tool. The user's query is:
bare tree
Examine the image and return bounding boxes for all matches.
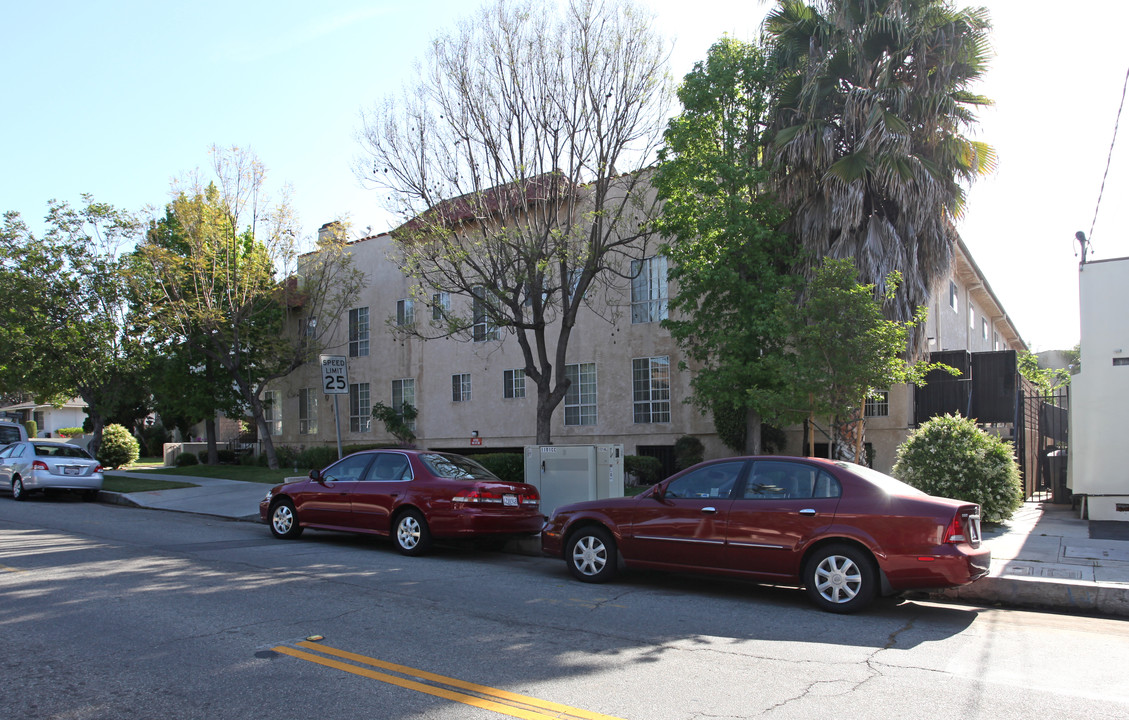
[357,0,672,444]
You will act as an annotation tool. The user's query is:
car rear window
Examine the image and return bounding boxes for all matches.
[837,462,929,497]
[0,426,22,444]
[419,453,500,481]
[33,443,92,459]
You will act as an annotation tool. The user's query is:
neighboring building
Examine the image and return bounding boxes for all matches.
[1069,255,1129,521]
[269,224,1026,478]
[0,397,88,437]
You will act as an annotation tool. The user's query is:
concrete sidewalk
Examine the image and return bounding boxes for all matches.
[99,471,1129,617]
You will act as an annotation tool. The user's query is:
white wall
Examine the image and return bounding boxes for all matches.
[1069,256,1129,521]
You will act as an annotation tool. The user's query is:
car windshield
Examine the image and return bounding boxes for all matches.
[33,443,92,459]
[836,462,929,497]
[419,453,499,481]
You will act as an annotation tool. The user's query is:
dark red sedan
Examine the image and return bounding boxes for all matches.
[541,456,990,613]
[260,450,542,555]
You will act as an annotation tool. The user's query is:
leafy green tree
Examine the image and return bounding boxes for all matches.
[653,37,800,454]
[764,0,995,350]
[135,147,364,469]
[782,258,944,461]
[358,0,671,445]
[0,198,151,457]
[371,401,418,447]
[1017,350,1070,393]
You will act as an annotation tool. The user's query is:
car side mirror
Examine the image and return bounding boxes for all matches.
[650,484,665,501]
[309,469,323,483]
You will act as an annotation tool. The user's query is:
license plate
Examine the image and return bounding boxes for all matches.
[64,467,81,476]
[503,494,518,507]
[968,514,982,544]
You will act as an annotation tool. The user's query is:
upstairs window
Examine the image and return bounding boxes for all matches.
[348,307,369,357]
[504,369,526,399]
[632,356,670,424]
[631,256,668,324]
[397,299,415,327]
[564,362,597,426]
[472,286,499,342]
[452,373,472,402]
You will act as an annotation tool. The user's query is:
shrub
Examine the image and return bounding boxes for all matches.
[299,446,340,471]
[216,449,237,464]
[24,420,38,438]
[625,455,663,485]
[175,452,200,466]
[674,435,704,470]
[892,413,1024,523]
[474,453,524,483]
[98,423,140,469]
[57,427,84,438]
[136,423,169,456]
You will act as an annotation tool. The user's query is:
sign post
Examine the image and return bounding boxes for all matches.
[320,355,349,460]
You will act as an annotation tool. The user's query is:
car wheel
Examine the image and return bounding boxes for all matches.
[393,509,431,556]
[269,499,303,539]
[804,544,876,613]
[12,478,27,501]
[566,526,617,583]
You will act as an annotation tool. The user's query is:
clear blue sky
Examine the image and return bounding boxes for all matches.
[4,0,1127,352]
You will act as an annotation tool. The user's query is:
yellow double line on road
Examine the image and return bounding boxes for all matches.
[273,640,627,720]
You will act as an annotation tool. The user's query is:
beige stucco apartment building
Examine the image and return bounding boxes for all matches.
[267,225,1025,477]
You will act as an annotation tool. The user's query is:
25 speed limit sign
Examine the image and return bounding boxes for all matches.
[320,355,349,394]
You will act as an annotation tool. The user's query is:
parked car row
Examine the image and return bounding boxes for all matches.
[0,440,104,501]
[260,450,990,613]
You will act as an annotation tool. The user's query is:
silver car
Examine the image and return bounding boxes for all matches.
[0,440,104,501]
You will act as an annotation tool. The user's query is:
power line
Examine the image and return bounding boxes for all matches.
[1086,64,1129,252]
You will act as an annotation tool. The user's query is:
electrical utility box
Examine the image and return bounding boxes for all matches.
[524,444,624,516]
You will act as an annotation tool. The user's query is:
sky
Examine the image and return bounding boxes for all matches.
[3,0,1128,353]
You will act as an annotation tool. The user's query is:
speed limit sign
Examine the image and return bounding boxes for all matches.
[320,355,349,395]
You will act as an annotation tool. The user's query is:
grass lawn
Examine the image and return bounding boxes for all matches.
[102,476,198,493]
[126,457,166,469]
[625,484,651,497]
[136,465,313,485]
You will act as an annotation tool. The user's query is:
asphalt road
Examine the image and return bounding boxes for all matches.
[2,495,1128,720]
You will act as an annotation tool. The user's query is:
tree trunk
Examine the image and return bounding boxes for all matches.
[744,407,762,455]
[205,418,218,464]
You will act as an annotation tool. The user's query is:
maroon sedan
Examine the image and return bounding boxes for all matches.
[541,456,990,613]
[260,450,542,555]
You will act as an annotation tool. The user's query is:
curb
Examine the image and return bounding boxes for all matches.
[96,491,260,523]
[932,574,1129,617]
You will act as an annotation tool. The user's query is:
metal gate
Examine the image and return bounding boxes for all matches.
[1015,386,1069,501]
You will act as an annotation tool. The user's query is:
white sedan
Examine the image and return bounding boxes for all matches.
[0,440,104,501]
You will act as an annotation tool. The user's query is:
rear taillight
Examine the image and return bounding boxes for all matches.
[32,461,49,471]
[94,465,103,473]
[942,513,966,544]
[453,490,505,505]
[521,489,540,508]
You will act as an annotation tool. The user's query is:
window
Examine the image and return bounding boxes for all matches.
[564,362,597,426]
[948,281,958,312]
[993,331,1000,351]
[969,307,975,329]
[982,317,989,340]
[348,307,369,357]
[745,460,841,500]
[298,388,318,435]
[452,373,472,402]
[504,369,526,399]
[349,383,371,433]
[322,453,372,483]
[632,356,670,423]
[864,390,889,418]
[392,378,417,432]
[263,390,282,436]
[664,461,743,499]
[631,256,668,323]
[302,315,317,351]
[432,292,450,321]
[472,286,499,342]
[396,299,415,327]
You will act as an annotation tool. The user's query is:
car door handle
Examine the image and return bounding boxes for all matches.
[701,506,717,514]
[799,508,816,516]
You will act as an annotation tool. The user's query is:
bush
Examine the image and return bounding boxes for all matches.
[674,435,704,470]
[175,452,200,466]
[473,453,525,483]
[98,423,140,469]
[625,455,663,485]
[299,446,340,471]
[136,423,169,457]
[892,413,1024,523]
[24,420,38,438]
[216,449,237,464]
[56,427,84,438]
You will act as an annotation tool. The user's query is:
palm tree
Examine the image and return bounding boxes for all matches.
[764,0,996,354]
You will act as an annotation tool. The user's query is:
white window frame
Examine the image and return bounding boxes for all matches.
[392,378,417,432]
[865,390,890,418]
[631,256,668,324]
[349,383,371,433]
[632,356,671,424]
[349,307,369,357]
[564,362,597,426]
[263,390,282,436]
[504,369,526,399]
[949,281,959,312]
[432,292,450,321]
[396,298,415,327]
[452,373,472,402]
[472,286,499,342]
[298,387,318,435]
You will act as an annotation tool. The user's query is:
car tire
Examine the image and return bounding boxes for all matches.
[393,509,432,556]
[269,499,303,539]
[804,544,877,613]
[12,478,27,501]
[566,526,617,583]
